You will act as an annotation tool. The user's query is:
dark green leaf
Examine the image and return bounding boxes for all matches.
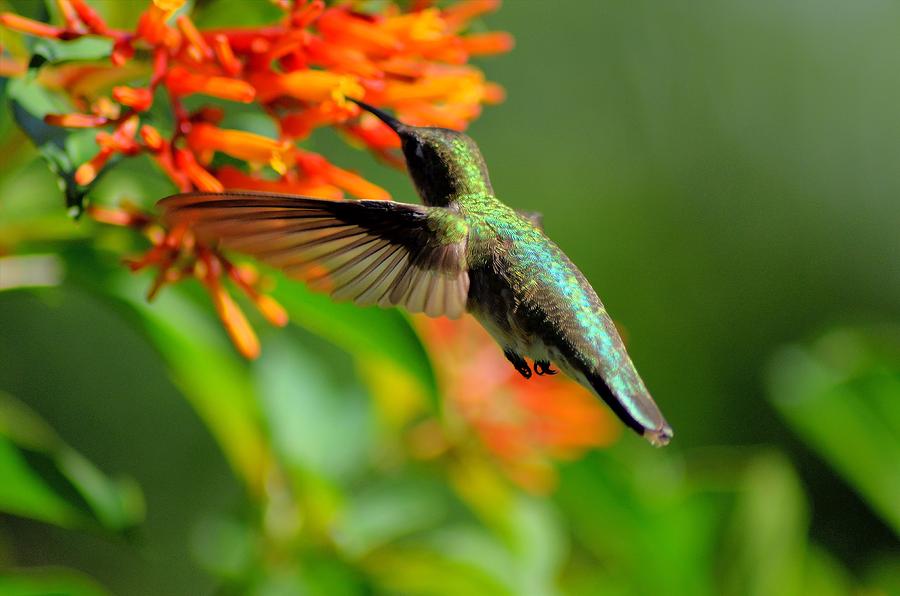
[5,41,111,217]
[719,453,808,596]
[768,329,900,537]
[0,567,110,596]
[0,391,144,531]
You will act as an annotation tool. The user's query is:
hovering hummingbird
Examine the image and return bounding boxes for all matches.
[160,100,673,446]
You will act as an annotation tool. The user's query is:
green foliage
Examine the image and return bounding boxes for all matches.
[4,36,111,216]
[0,391,143,530]
[768,329,900,537]
[0,568,110,596]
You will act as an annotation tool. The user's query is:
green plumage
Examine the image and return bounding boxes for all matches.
[159,102,673,446]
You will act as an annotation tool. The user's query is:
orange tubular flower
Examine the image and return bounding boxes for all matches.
[216,166,343,200]
[198,250,261,360]
[176,15,213,61]
[139,124,164,151]
[187,123,294,174]
[44,113,109,128]
[461,32,515,56]
[70,0,108,34]
[112,86,153,111]
[0,12,72,39]
[165,66,256,102]
[1,0,511,361]
[251,69,363,105]
[212,34,241,76]
[75,148,113,185]
[175,149,224,192]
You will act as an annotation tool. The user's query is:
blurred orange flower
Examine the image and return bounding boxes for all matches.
[416,316,621,492]
[1,0,510,358]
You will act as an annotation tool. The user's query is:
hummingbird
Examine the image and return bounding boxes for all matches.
[159,100,673,446]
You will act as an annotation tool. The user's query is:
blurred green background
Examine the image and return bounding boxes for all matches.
[1,0,899,595]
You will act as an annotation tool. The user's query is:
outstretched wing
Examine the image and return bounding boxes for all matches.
[159,191,470,318]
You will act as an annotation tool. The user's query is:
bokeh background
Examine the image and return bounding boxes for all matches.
[1,1,899,595]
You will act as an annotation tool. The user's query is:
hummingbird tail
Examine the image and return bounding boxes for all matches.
[585,366,673,447]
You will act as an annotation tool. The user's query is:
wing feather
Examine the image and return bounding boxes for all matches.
[160,191,470,318]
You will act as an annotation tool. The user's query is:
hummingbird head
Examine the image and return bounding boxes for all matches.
[351,99,494,206]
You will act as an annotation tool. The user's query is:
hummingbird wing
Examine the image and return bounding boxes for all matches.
[159,191,470,318]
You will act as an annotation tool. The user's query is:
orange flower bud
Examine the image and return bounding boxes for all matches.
[442,0,500,30]
[483,82,505,104]
[209,278,261,359]
[290,0,324,28]
[44,113,109,128]
[174,149,224,192]
[112,86,154,111]
[212,34,241,76]
[383,71,485,104]
[140,124,164,151]
[323,162,391,201]
[253,294,288,327]
[166,66,255,103]
[461,32,514,56]
[317,8,402,54]
[0,12,70,39]
[215,166,343,200]
[382,8,446,43]
[187,123,293,174]
[177,14,213,60]
[56,0,80,29]
[111,38,135,66]
[306,37,381,79]
[280,102,351,140]
[71,0,108,34]
[136,4,170,45]
[75,147,113,185]
[252,69,363,106]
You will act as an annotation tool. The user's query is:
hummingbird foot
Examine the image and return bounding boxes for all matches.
[503,348,532,379]
[534,361,557,376]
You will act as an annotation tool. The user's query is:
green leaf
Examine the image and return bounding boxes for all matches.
[274,281,440,413]
[110,275,274,495]
[0,391,144,531]
[5,40,111,217]
[28,37,112,66]
[0,567,110,596]
[767,328,900,537]
[719,453,809,596]
[254,333,373,483]
[192,0,283,28]
[0,434,78,527]
[335,475,451,557]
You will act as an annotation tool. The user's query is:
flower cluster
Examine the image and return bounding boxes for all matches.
[0,0,511,357]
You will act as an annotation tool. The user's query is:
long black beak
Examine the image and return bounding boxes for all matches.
[349,98,407,134]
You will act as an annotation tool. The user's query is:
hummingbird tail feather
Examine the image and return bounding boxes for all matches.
[586,371,673,447]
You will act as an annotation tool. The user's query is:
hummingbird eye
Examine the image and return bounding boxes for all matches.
[414,142,425,160]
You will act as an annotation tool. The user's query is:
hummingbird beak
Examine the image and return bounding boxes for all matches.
[349,98,408,134]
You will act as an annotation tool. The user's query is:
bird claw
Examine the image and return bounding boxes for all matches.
[534,361,557,376]
[504,349,532,379]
